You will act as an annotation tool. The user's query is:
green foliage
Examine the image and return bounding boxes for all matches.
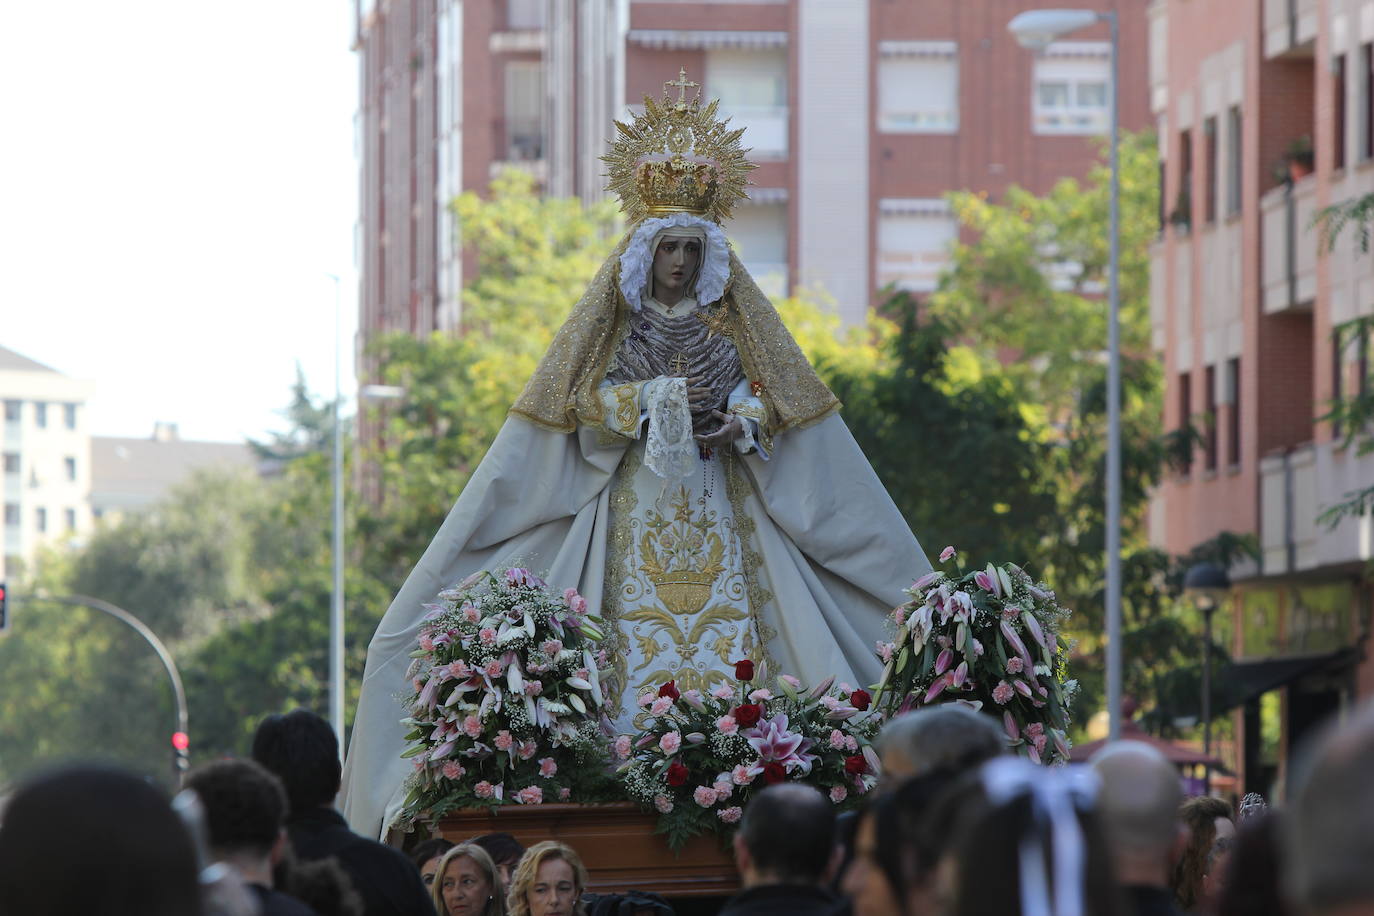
[1316,316,1374,527]
[249,364,342,462]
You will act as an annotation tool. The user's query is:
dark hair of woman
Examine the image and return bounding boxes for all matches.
[1173,796,1233,910]
[1216,812,1291,916]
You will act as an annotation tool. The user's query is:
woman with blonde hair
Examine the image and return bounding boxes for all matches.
[507,842,589,916]
[432,843,506,916]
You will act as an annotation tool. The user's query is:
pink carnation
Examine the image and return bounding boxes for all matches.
[442,761,465,780]
[829,729,848,750]
[654,795,674,814]
[693,786,718,807]
[830,786,848,804]
[462,716,483,738]
[559,787,571,801]
[539,757,558,778]
[650,696,674,716]
[474,781,497,799]
[418,636,435,652]
[732,764,755,786]
[713,780,733,800]
[462,606,480,623]
[717,806,743,824]
[894,607,907,627]
[1006,656,1025,674]
[638,691,656,707]
[712,684,736,700]
[494,730,514,751]
[484,659,504,678]
[992,681,1016,705]
[748,688,772,702]
[524,681,543,696]
[517,741,538,760]
[876,641,895,663]
[659,731,682,755]
[717,716,739,735]
[479,627,497,645]
[541,639,564,657]
[613,735,633,759]
[516,786,544,805]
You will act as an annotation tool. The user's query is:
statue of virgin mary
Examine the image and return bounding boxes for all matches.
[341,72,931,838]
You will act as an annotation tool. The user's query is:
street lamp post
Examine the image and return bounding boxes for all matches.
[1184,561,1233,755]
[1009,7,1123,740]
[327,273,345,759]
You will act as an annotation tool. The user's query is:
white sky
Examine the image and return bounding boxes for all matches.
[2,1,359,443]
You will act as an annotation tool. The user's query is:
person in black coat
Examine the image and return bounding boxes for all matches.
[719,784,841,916]
[253,709,433,916]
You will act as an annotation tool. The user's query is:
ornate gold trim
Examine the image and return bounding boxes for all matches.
[721,450,778,677]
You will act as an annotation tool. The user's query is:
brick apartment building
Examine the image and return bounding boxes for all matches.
[352,0,1148,366]
[1149,0,1374,798]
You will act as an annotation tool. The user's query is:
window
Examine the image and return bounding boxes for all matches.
[4,504,18,527]
[35,507,46,534]
[1226,106,1243,216]
[34,402,47,428]
[728,202,788,297]
[1204,116,1218,224]
[64,403,77,430]
[1179,372,1193,476]
[503,61,543,161]
[878,44,959,134]
[1158,160,1168,232]
[1032,43,1110,135]
[708,49,789,156]
[3,453,16,475]
[1227,357,1241,467]
[3,400,19,422]
[1204,364,1218,472]
[1175,129,1193,229]
[1335,54,1347,170]
[64,508,76,531]
[1361,43,1374,162]
[877,200,958,293]
[506,0,544,29]
[64,457,76,482]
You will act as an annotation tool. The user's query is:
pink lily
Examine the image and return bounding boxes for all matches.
[951,661,969,689]
[1003,711,1020,741]
[1012,679,1032,698]
[746,713,818,775]
[1000,620,1030,662]
[807,675,837,700]
[1027,744,1042,765]
[1021,610,1050,651]
[913,571,940,591]
[934,648,954,676]
[974,570,998,596]
[924,673,952,704]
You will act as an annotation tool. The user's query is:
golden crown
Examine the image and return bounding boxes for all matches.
[602,69,756,225]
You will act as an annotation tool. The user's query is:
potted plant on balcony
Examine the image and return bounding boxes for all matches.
[1286,134,1315,182]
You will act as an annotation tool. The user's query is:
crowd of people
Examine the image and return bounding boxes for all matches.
[2,700,1372,916]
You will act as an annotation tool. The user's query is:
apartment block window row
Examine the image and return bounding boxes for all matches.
[3,503,17,527]
[1361,42,1374,162]
[64,456,77,482]
[36,506,46,534]
[4,400,19,422]
[1227,357,1241,468]
[1032,42,1110,136]
[504,61,543,162]
[878,42,959,134]
[708,49,789,157]
[1204,116,1218,225]
[877,199,958,294]
[1226,105,1242,216]
[2,453,17,474]
[1204,364,1218,473]
[1332,320,1372,440]
[35,403,47,428]
[1178,371,1193,476]
[1335,53,1348,171]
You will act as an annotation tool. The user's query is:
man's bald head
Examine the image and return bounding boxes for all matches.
[1286,701,1374,913]
[1090,741,1183,864]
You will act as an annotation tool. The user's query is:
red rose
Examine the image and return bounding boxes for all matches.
[666,760,689,786]
[658,680,680,700]
[844,755,868,776]
[762,762,787,785]
[732,703,763,728]
[850,689,871,711]
[734,659,755,682]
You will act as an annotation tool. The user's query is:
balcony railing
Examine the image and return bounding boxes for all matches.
[1260,441,1374,575]
[1263,0,1317,58]
[1260,176,1317,313]
[717,105,788,158]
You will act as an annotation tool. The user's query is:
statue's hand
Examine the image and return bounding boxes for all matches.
[694,410,744,448]
[685,375,714,407]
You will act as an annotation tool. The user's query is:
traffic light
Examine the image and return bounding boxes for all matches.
[0,582,7,632]
[172,730,190,774]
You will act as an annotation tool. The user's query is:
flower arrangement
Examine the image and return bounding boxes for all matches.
[616,659,881,849]
[394,568,617,829]
[873,546,1078,764]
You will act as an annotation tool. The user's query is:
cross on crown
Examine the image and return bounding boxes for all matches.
[664,67,700,109]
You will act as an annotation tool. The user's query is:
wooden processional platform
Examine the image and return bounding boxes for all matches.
[438,802,740,898]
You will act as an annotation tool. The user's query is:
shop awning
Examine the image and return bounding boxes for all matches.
[1212,648,1360,713]
[627,30,787,51]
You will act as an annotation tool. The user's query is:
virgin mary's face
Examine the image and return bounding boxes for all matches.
[651,237,701,301]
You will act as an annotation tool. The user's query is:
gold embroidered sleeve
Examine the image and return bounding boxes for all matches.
[598,381,646,439]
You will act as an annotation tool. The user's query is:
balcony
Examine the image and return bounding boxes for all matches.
[1263,0,1317,59]
[718,105,788,158]
[1260,176,1317,314]
[1260,441,1374,575]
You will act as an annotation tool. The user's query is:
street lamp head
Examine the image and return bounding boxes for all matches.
[1008,9,1103,50]
[359,384,406,401]
[1183,561,1232,612]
